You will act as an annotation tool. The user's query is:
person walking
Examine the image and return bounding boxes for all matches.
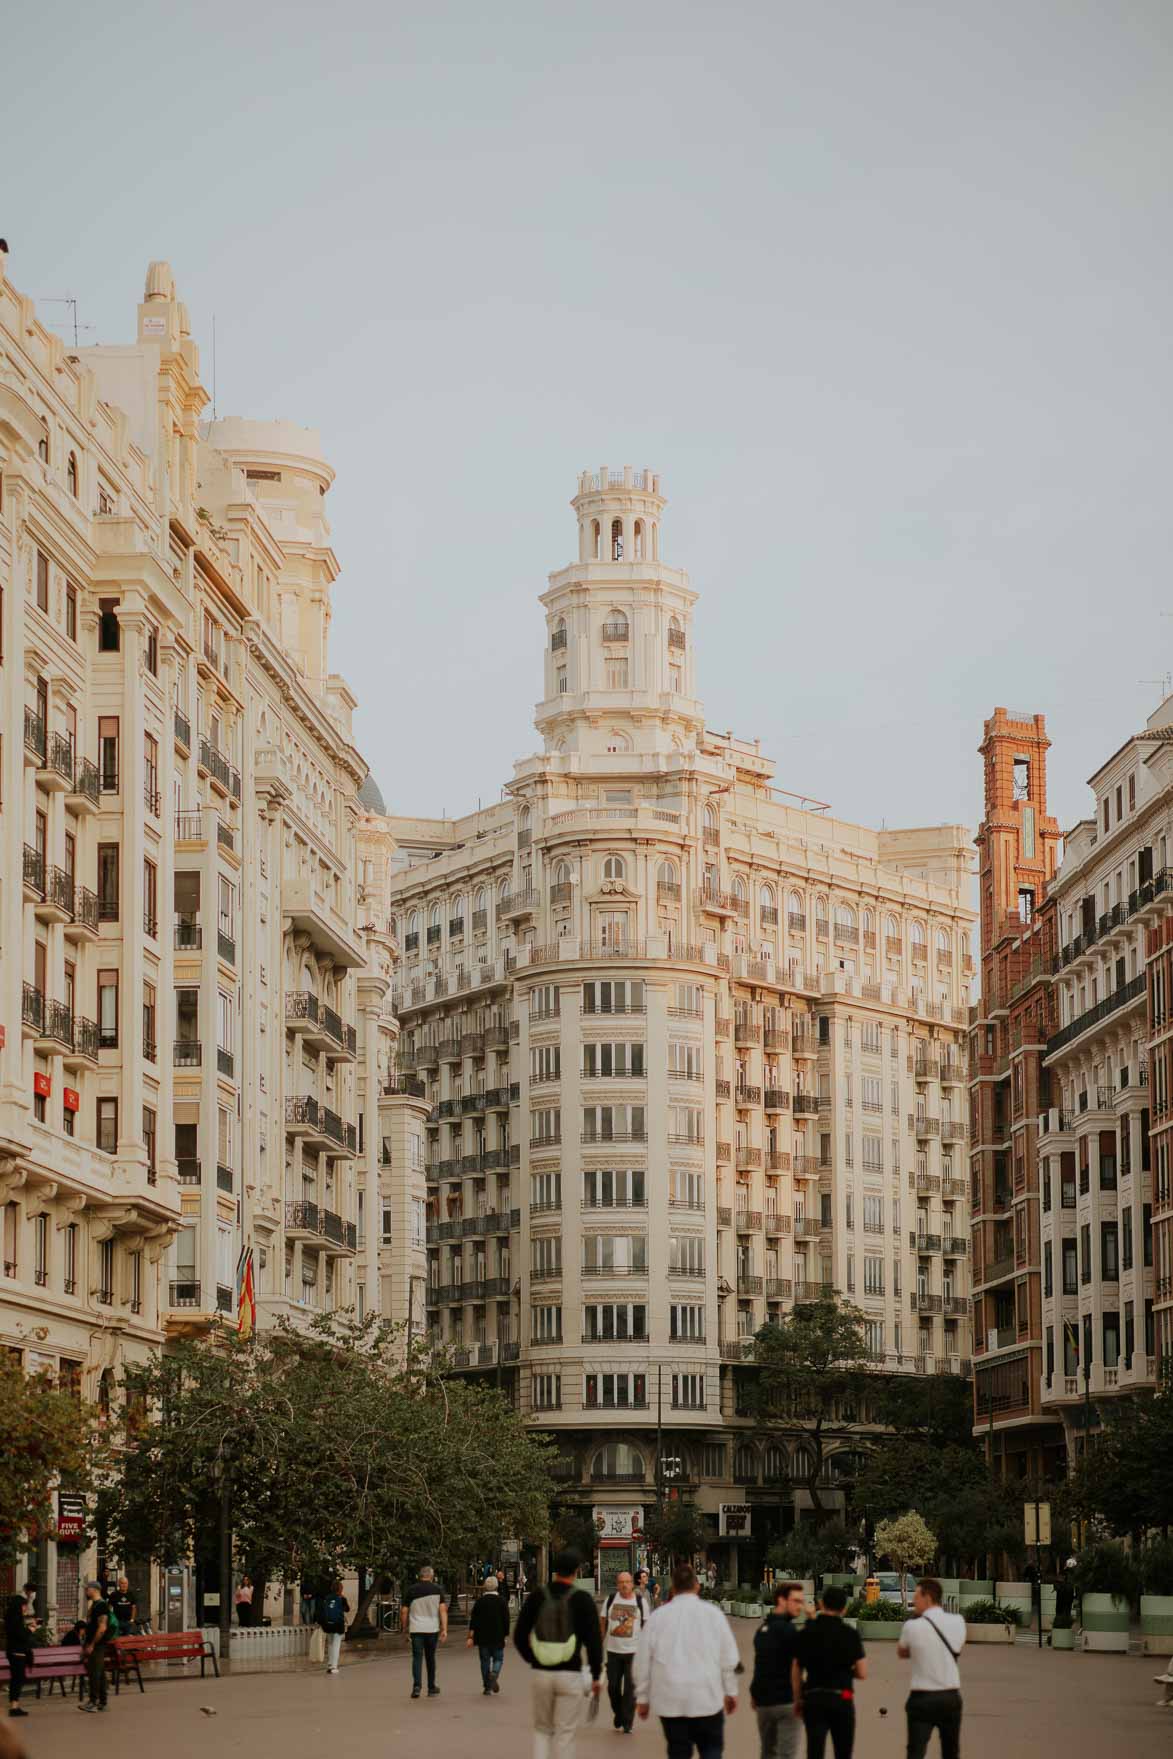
[78,1581,110,1713]
[4,1593,32,1720]
[108,1576,137,1635]
[897,1578,966,1759]
[400,1565,448,1700]
[468,1573,511,1695]
[634,1561,740,1759]
[637,1567,662,1609]
[514,1547,603,1759]
[791,1585,867,1759]
[750,1581,806,1759]
[319,1580,349,1675]
[600,1569,649,1733]
[234,1575,254,1627]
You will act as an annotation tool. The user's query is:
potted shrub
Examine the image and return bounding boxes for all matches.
[1072,1542,1138,1653]
[846,1595,905,1641]
[1049,1611,1075,1651]
[1140,1540,1173,1654]
[962,1599,1019,1644]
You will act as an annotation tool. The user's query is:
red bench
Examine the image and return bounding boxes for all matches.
[109,1630,219,1693]
[0,1646,87,1697]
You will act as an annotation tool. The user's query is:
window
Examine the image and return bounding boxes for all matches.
[143,857,158,937]
[582,1234,646,1273]
[669,1234,705,1275]
[1062,1240,1078,1294]
[864,1256,885,1295]
[530,1044,562,1084]
[33,1214,48,1286]
[585,1371,647,1410]
[582,1103,645,1142]
[583,979,644,1015]
[531,1107,561,1145]
[146,624,159,675]
[64,580,77,641]
[584,1301,646,1341]
[36,550,49,612]
[98,970,119,1048]
[529,984,560,1021]
[672,1373,705,1410]
[143,1106,157,1177]
[143,981,157,1061]
[97,1097,119,1154]
[668,1041,703,1081]
[582,1041,644,1078]
[531,1235,562,1277]
[37,421,49,464]
[99,599,120,651]
[1102,1222,1119,1282]
[1123,1207,1133,1271]
[582,1166,644,1208]
[67,452,78,497]
[532,1373,562,1411]
[671,1167,704,1208]
[531,1169,562,1211]
[531,1304,563,1343]
[669,1303,704,1342]
[99,717,119,791]
[863,1194,884,1233]
[144,733,159,813]
[64,1223,77,1293]
[602,855,626,882]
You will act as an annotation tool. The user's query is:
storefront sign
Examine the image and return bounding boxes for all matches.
[57,1491,86,1542]
[33,1071,51,1097]
[593,1507,642,1539]
[63,1086,80,1112]
[719,1503,751,1537]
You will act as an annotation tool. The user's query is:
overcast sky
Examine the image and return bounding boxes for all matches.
[6,1,1172,843]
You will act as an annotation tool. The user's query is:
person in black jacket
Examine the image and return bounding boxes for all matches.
[750,1582,806,1759]
[515,1550,602,1758]
[4,1593,33,1719]
[467,1575,511,1695]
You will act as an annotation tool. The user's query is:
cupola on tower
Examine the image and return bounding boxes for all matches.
[536,466,703,759]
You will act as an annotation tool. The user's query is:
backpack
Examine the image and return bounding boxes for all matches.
[105,1606,121,1638]
[320,1595,345,1634]
[530,1586,584,1666]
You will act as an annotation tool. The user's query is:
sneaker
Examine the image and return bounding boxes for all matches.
[427,1687,440,1697]
[79,1704,97,1713]
[491,1679,500,1693]
[10,1708,29,1718]
[411,1687,421,1700]
[483,1686,491,1695]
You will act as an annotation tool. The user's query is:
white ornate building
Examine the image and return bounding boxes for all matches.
[0,253,400,1619]
[385,467,976,1564]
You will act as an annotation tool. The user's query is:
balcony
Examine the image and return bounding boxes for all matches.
[720,1339,755,1362]
[735,1209,763,1230]
[765,1276,792,1299]
[283,878,366,968]
[943,1236,968,1255]
[217,1164,234,1193]
[21,983,45,1038]
[944,1295,969,1316]
[38,730,74,791]
[1047,973,1145,1057]
[37,865,76,924]
[169,1280,202,1308]
[174,1039,202,1067]
[175,918,202,952]
[794,1218,823,1239]
[764,1088,790,1110]
[915,1172,941,1195]
[717,1206,733,1227]
[174,708,191,750]
[23,708,46,766]
[736,1085,762,1107]
[63,886,99,940]
[984,1254,1015,1283]
[66,757,99,814]
[217,1047,235,1079]
[696,889,737,917]
[911,1056,941,1080]
[765,1153,791,1173]
[737,1274,763,1295]
[217,929,236,965]
[600,621,630,642]
[910,1292,943,1314]
[178,1158,201,1186]
[63,1016,100,1067]
[22,844,45,901]
[912,1233,942,1253]
[499,889,540,919]
[736,1145,762,1170]
[793,1093,820,1115]
[910,1115,940,1137]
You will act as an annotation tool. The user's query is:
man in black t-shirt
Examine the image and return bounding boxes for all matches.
[791,1586,867,1759]
[80,1580,111,1711]
[109,1575,137,1634]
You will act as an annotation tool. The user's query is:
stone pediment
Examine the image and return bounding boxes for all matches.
[587,879,640,903]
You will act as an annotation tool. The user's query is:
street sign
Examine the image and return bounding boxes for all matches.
[592,1507,642,1539]
[1024,1502,1051,1546]
[719,1503,751,1537]
[56,1491,86,1542]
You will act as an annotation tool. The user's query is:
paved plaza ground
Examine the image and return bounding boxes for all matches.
[14,1621,1163,1759]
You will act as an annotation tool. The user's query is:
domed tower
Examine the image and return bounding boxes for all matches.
[535,466,703,757]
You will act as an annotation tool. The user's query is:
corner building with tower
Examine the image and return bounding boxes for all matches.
[385,468,976,1563]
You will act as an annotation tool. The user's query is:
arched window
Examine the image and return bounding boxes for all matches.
[37,421,49,464]
[833,903,857,939]
[551,616,566,652]
[498,878,510,905]
[885,914,900,947]
[603,607,629,640]
[429,902,441,927]
[388,915,398,942]
[67,451,78,497]
[788,890,804,920]
[602,855,626,882]
[791,1444,816,1483]
[406,909,419,942]
[591,519,601,560]
[763,1442,788,1483]
[910,921,927,954]
[731,875,747,913]
[657,860,678,888]
[863,909,875,939]
[591,1442,644,1480]
[605,729,632,753]
[668,615,684,652]
[611,518,623,562]
[936,927,950,954]
[759,883,776,912]
[474,885,487,914]
[814,895,829,933]
[704,802,720,843]
[450,894,465,930]
[734,1443,757,1483]
[519,805,531,832]
[633,519,645,561]
[555,861,572,887]
[961,932,971,960]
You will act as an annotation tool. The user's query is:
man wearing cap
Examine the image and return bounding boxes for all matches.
[79,1581,110,1712]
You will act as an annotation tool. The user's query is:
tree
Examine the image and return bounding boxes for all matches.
[105,1315,554,1627]
[850,1441,986,1529]
[642,1501,707,1568]
[871,1375,973,1449]
[767,1520,855,1581]
[750,1298,875,1518]
[0,1354,107,1566]
[1067,1390,1173,1539]
[873,1512,937,1602]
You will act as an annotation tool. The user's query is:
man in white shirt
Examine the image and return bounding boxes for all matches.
[896,1577,966,1759]
[634,1562,739,1759]
[601,1569,650,1733]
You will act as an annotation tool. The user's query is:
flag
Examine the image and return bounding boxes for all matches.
[236,1242,256,1339]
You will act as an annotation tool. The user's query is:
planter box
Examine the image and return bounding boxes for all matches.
[964,1621,1016,1644]
[1050,1626,1075,1650]
[856,1621,902,1641]
[1080,1593,1130,1653]
[1141,1595,1173,1654]
[957,1580,993,1606]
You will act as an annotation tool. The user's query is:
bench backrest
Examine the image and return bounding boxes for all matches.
[33,1647,86,1664]
[113,1633,207,1656]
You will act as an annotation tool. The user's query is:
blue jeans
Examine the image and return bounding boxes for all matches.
[411,1631,438,1690]
[479,1645,504,1688]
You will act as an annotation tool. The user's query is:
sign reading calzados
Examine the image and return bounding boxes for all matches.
[718,1503,751,1537]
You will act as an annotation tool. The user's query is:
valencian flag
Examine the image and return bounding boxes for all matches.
[236,1241,256,1338]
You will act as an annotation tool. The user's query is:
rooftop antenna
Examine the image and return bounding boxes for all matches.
[1140,674,1172,703]
[39,297,93,349]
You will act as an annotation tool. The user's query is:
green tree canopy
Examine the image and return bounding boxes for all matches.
[749,1298,876,1517]
[104,1316,553,1617]
[1068,1389,1173,1538]
[642,1500,707,1566]
[873,1511,937,1601]
[0,1354,106,1565]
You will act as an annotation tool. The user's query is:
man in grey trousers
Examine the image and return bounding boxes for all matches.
[750,1581,806,1759]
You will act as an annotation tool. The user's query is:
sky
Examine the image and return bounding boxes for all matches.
[5,1,1172,842]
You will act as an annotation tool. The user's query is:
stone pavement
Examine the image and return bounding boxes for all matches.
[13,1621,1165,1759]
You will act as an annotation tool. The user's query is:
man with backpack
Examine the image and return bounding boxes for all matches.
[319,1580,349,1676]
[514,1548,603,1757]
[600,1569,649,1733]
[896,1577,966,1759]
